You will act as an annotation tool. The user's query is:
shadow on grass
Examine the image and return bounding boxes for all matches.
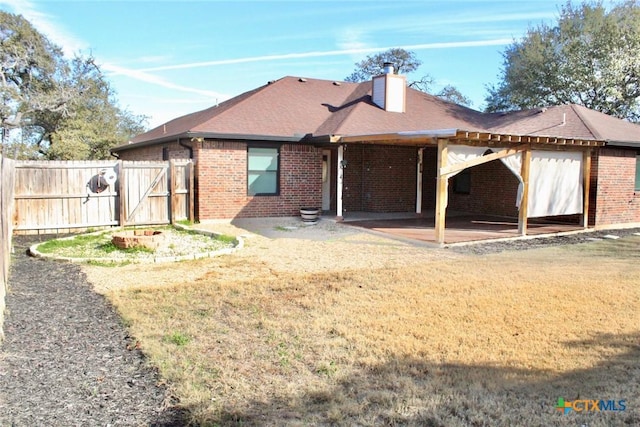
[187,332,639,426]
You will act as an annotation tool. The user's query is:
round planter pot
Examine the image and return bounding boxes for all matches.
[300,208,320,223]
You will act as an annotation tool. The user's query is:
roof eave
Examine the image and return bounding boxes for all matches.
[112,131,308,153]
[605,140,640,149]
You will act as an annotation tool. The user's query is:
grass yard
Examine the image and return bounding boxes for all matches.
[88,231,640,426]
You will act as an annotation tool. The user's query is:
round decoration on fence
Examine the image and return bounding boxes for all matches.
[87,168,117,193]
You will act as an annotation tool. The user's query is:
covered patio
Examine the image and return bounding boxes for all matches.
[343,213,584,245]
[330,129,604,246]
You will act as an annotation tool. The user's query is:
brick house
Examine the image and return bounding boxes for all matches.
[112,67,640,242]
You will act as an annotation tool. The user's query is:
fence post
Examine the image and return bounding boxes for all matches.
[117,160,126,227]
[169,159,176,225]
[0,155,16,341]
[188,161,195,222]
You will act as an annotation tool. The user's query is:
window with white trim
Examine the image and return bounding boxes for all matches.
[248,147,279,196]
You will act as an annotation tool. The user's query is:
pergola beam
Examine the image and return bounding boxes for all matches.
[434,139,449,245]
[439,144,529,176]
[335,129,606,148]
[336,145,344,220]
[518,149,532,235]
[581,149,592,227]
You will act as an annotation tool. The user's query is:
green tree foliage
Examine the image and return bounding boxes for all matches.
[0,11,147,159]
[345,48,423,82]
[45,57,147,160]
[437,85,473,106]
[485,1,640,121]
[345,48,472,106]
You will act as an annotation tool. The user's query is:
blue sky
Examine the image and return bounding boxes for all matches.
[0,0,611,130]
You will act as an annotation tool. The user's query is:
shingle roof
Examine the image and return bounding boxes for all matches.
[486,104,640,144]
[119,75,640,150]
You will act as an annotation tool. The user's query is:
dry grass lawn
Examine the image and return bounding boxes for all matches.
[83,223,640,426]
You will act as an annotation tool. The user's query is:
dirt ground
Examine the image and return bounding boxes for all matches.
[85,217,458,293]
[84,216,640,294]
[89,217,639,426]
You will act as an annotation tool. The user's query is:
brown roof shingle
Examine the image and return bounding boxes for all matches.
[120,75,640,150]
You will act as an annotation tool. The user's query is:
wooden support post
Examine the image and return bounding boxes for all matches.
[581,149,592,228]
[169,159,177,225]
[416,148,423,214]
[434,139,448,244]
[518,149,531,235]
[117,160,126,227]
[188,161,195,222]
[336,145,344,220]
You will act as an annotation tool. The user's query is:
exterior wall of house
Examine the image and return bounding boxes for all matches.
[447,159,520,218]
[421,147,438,210]
[343,144,417,213]
[115,141,191,161]
[194,140,322,219]
[328,148,338,212]
[343,145,363,212]
[116,141,640,227]
[591,147,640,226]
[116,139,322,220]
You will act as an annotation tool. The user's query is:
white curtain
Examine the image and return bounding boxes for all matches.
[447,145,488,178]
[498,153,524,208]
[445,145,489,207]
[527,151,583,217]
[443,145,583,217]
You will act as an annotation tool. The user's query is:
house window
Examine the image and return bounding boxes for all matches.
[636,155,640,191]
[248,146,279,195]
[453,168,471,194]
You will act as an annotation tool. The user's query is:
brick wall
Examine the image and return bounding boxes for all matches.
[343,144,417,213]
[343,145,363,212]
[194,140,322,219]
[329,149,338,212]
[448,159,520,217]
[117,139,322,220]
[116,141,191,161]
[421,147,438,210]
[591,148,640,226]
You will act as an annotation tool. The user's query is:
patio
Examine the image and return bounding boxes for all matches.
[343,212,585,245]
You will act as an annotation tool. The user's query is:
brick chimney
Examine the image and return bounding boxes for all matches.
[372,62,406,113]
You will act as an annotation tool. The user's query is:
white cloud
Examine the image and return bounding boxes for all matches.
[0,1,228,101]
[136,55,175,65]
[101,62,229,100]
[336,27,371,52]
[0,0,88,55]
[135,38,512,73]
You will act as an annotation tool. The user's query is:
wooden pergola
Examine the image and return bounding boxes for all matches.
[333,129,606,245]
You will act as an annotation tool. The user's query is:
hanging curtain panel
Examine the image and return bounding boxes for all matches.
[527,151,583,217]
[449,145,525,207]
[498,153,524,208]
[446,145,488,177]
[445,145,583,217]
[445,145,489,207]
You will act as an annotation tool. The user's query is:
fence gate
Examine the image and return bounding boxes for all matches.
[119,160,192,226]
[12,159,193,233]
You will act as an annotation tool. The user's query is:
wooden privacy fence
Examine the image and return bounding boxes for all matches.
[13,159,194,233]
[1,155,17,340]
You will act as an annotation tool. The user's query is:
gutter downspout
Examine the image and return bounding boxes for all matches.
[178,138,194,159]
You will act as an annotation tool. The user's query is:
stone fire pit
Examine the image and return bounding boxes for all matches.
[112,230,164,250]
